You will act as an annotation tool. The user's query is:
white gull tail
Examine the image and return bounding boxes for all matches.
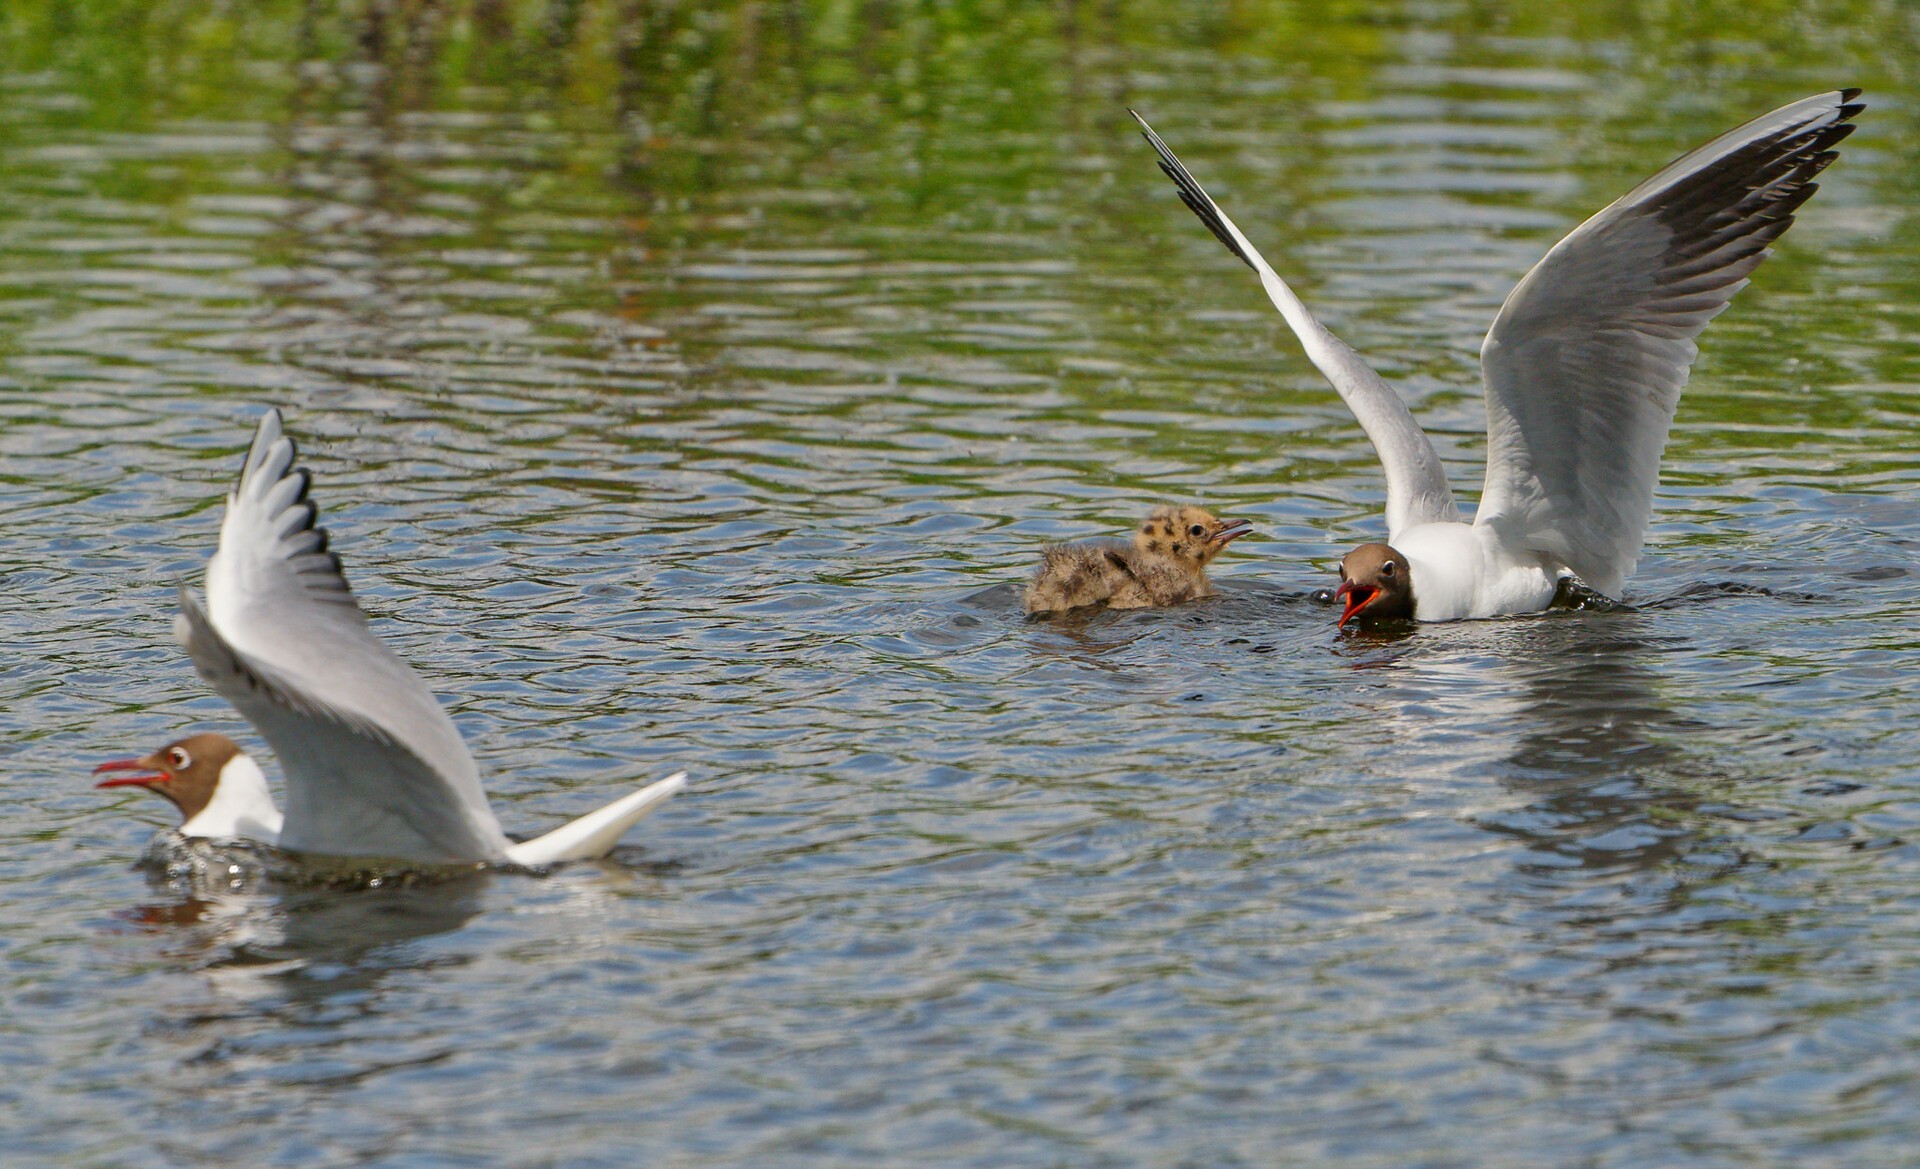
[504,773,687,866]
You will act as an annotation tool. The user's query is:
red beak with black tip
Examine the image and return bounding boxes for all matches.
[93,758,168,790]
[1335,580,1378,629]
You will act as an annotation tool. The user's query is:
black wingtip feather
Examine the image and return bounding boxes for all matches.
[230,410,360,606]
[1130,109,1258,272]
[1840,87,1863,103]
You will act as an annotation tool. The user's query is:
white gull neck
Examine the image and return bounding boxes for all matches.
[178,752,284,843]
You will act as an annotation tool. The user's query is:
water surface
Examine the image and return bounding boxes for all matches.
[3,3,1920,1166]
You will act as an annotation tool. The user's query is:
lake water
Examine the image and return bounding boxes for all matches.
[4,3,1920,1166]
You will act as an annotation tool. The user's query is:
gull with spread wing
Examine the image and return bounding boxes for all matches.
[1131,91,1862,625]
[96,410,685,866]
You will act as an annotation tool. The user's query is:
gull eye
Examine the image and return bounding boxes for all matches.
[1189,524,1204,537]
[1380,561,1396,578]
[167,746,192,769]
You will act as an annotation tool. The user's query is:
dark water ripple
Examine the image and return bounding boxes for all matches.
[3,6,1920,1167]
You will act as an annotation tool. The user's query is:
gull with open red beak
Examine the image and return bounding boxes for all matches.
[94,733,284,841]
[94,409,684,866]
[1134,91,1862,625]
[1334,544,1415,630]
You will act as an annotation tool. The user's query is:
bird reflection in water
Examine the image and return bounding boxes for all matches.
[1333,611,1737,881]
[115,838,491,1009]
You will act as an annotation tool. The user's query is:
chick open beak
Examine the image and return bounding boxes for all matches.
[1334,580,1378,629]
[1210,518,1252,546]
[93,758,168,789]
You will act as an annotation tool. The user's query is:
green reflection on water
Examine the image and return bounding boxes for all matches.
[0,0,1915,510]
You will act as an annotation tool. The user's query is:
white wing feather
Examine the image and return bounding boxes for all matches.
[177,409,513,862]
[1131,111,1460,540]
[1476,90,1862,596]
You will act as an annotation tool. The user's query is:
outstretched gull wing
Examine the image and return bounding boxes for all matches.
[1475,90,1862,597]
[1131,110,1461,540]
[176,409,513,862]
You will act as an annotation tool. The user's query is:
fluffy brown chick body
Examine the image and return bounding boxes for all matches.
[1025,505,1249,615]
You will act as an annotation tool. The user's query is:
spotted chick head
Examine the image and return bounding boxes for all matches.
[1131,505,1251,571]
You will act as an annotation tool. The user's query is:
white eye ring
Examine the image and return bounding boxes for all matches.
[1380,561,1396,577]
[167,746,192,770]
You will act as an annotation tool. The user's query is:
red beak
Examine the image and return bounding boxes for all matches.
[1335,581,1378,629]
[93,759,168,789]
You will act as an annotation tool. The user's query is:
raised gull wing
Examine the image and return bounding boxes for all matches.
[175,409,512,862]
[1131,110,1461,540]
[1475,90,1862,596]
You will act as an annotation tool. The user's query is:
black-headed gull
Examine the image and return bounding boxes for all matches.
[95,733,285,841]
[97,411,685,866]
[1132,90,1862,624]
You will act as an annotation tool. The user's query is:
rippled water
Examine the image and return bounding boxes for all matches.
[5,3,1920,1165]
